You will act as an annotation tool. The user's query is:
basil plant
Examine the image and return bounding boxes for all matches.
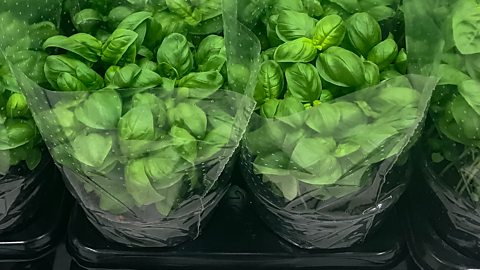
[0,12,58,174]
[407,0,480,215]
[230,0,435,249]
[13,0,255,247]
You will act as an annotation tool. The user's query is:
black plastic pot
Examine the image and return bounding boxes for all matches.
[0,154,52,231]
[67,182,413,270]
[0,166,70,270]
[403,170,480,270]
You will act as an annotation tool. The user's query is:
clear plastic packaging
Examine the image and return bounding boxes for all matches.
[9,0,256,247]
[405,0,480,258]
[226,0,437,249]
[0,0,62,230]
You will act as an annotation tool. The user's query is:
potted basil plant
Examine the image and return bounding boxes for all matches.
[406,0,480,258]
[225,0,436,249]
[0,9,60,231]
[12,0,256,247]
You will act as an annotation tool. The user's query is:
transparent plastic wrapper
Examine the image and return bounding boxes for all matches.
[405,0,480,258]
[0,0,61,230]
[225,0,437,249]
[11,0,257,247]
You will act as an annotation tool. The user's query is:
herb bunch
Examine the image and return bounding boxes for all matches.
[244,0,423,201]
[38,0,239,217]
[0,12,58,173]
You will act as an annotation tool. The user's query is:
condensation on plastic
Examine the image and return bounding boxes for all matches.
[226,0,438,249]
[10,0,257,248]
[405,0,480,258]
[0,0,61,231]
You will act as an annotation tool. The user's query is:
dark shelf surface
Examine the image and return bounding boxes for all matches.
[68,183,412,270]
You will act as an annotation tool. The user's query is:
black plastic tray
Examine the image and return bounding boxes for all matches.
[0,166,69,270]
[403,181,480,270]
[67,181,413,270]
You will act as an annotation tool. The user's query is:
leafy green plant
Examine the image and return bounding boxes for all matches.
[417,0,480,203]
[0,12,58,173]
[244,0,424,202]
[30,1,244,218]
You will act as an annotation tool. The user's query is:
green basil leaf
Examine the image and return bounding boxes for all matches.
[274,37,317,63]
[260,99,281,118]
[107,6,134,29]
[155,11,188,37]
[111,64,162,89]
[169,125,198,163]
[6,93,29,118]
[312,14,346,51]
[198,125,232,161]
[438,64,470,86]
[306,103,341,135]
[132,92,167,125]
[395,48,408,74]
[74,90,122,130]
[72,133,113,168]
[28,21,59,50]
[276,10,317,42]
[367,37,399,70]
[465,53,480,80]
[336,101,368,131]
[369,87,420,115]
[105,66,121,85]
[145,154,183,189]
[253,151,291,176]
[118,11,152,31]
[157,33,193,78]
[270,0,305,15]
[26,147,42,170]
[57,72,88,92]
[144,13,164,49]
[254,60,284,104]
[333,0,361,13]
[450,95,480,140]
[452,0,480,54]
[286,63,322,102]
[380,69,402,81]
[264,174,299,201]
[119,106,156,140]
[0,119,35,150]
[166,0,201,26]
[458,79,480,116]
[138,46,154,59]
[346,12,382,56]
[196,35,226,71]
[138,58,158,71]
[246,121,287,155]
[125,159,165,206]
[101,29,138,65]
[172,103,207,139]
[44,55,104,90]
[291,136,336,168]
[275,97,306,127]
[344,123,401,163]
[302,0,324,17]
[177,71,224,99]
[118,11,152,47]
[363,60,380,86]
[73,9,103,34]
[192,0,223,21]
[316,46,365,87]
[365,5,396,21]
